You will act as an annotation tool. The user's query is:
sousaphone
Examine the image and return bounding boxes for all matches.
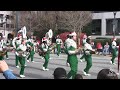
[48,29,53,39]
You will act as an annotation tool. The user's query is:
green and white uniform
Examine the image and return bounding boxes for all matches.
[26,40,35,62]
[0,39,5,60]
[41,42,50,70]
[66,39,78,79]
[16,43,27,76]
[6,39,13,47]
[64,38,70,65]
[2,39,9,59]
[12,37,22,66]
[111,41,118,64]
[80,38,87,61]
[56,38,62,56]
[83,42,93,75]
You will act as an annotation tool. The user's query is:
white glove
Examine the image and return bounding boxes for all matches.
[15,52,19,56]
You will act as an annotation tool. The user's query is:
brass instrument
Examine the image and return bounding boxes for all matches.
[6,46,14,52]
[49,44,56,51]
[91,49,96,54]
[17,51,23,57]
[38,49,46,56]
[0,48,7,56]
[0,51,6,56]
[37,44,56,56]
[17,51,28,57]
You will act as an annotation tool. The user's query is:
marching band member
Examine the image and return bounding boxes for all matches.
[110,38,118,65]
[12,34,22,68]
[80,35,87,62]
[64,34,70,66]
[6,39,11,60]
[16,39,27,78]
[56,35,63,56]
[34,40,39,53]
[66,32,80,79]
[26,38,35,63]
[83,38,95,76]
[1,36,9,60]
[0,35,16,79]
[41,37,51,71]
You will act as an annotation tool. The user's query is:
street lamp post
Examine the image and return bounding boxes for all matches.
[113,12,117,38]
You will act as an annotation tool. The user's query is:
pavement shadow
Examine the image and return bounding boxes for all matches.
[24,72,50,79]
[33,60,68,67]
[93,61,110,65]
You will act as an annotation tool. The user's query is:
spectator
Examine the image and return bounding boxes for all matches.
[74,74,83,79]
[91,41,95,49]
[0,60,17,79]
[103,42,110,56]
[53,67,67,79]
[97,69,118,79]
[96,42,103,55]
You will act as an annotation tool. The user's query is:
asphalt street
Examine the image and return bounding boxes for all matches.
[0,52,119,79]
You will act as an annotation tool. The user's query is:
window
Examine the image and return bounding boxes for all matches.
[0,23,3,27]
[10,16,14,20]
[106,19,120,35]
[6,24,14,28]
[0,14,3,18]
[6,15,10,19]
[11,24,14,28]
[6,24,10,28]
[91,19,101,35]
[117,19,120,35]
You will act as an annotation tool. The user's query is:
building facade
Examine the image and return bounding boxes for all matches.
[92,11,120,39]
[1,11,120,39]
[0,11,14,38]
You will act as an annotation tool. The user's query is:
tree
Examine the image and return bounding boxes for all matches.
[11,11,92,42]
[82,22,92,36]
[57,11,92,46]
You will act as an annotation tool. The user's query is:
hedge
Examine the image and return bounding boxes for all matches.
[92,38,120,47]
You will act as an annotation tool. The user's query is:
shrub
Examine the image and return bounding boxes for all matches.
[92,38,111,47]
[93,38,120,48]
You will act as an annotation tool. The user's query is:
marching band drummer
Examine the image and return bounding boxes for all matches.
[16,39,27,78]
[12,34,22,68]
